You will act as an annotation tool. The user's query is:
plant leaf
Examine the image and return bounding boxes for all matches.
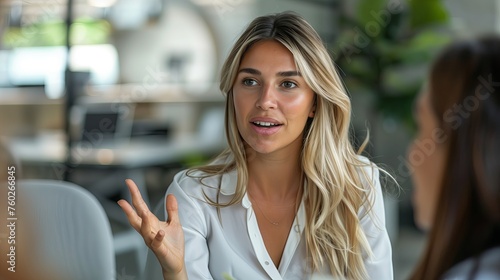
[357,0,387,27]
[409,0,449,29]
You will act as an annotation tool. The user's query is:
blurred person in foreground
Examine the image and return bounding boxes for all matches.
[409,35,500,279]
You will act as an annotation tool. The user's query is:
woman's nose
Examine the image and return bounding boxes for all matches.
[256,84,277,110]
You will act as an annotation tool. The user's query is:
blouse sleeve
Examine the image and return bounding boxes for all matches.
[359,164,394,280]
[165,171,214,280]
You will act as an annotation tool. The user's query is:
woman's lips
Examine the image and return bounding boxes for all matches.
[250,122,282,135]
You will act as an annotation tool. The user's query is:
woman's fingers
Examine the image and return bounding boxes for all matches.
[119,184,184,274]
[150,229,166,250]
[165,194,180,225]
[120,179,157,237]
[125,179,150,216]
[117,199,142,232]
[140,205,159,241]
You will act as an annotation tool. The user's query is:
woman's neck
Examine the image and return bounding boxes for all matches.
[246,152,303,202]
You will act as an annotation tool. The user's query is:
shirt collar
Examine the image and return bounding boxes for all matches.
[219,169,252,209]
[220,168,238,196]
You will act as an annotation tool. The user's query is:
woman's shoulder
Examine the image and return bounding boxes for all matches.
[353,155,381,187]
[166,167,235,202]
[355,154,378,170]
[443,247,500,279]
[354,155,388,230]
[171,169,220,189]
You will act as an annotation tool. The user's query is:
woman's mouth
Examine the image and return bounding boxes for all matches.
[252,121,282,127]
[250,121,282,135]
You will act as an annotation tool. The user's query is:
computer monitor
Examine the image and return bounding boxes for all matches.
[72,103,135,146]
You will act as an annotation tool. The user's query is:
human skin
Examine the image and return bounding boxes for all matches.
[409,89,447,230]
[232,40,316,157]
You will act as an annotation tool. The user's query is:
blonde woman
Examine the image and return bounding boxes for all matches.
[119,12,393,280]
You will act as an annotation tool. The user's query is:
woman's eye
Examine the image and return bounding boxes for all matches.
[282,81,297,89]
[242,79,258,86]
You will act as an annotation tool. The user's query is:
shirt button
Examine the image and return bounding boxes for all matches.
[265,261,270,265]
[294,224,300,232]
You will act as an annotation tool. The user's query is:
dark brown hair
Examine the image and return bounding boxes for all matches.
[411,35,500,279]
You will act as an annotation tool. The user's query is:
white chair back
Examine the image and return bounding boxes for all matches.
[20,179,115,280]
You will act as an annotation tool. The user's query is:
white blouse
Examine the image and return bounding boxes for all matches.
[165,159,393,280]
[442,247,500,279]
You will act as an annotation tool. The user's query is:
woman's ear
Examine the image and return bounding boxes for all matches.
[308,107,315,118]
[309,97,316,118]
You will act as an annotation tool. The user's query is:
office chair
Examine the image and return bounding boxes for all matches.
[20,179,115,280]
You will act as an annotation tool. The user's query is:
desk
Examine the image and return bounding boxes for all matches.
[8,131,225,168]
[7,130,226,220]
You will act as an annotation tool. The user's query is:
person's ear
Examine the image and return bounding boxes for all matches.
[308,97,316,118]
[308,107,315,118]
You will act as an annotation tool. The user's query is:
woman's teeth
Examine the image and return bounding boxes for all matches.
[253,121,280,127]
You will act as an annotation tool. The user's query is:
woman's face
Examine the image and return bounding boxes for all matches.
[409,89,448,230]
[232,40,316,157]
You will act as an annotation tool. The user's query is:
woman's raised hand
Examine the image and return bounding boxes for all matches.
[118,179,187,279]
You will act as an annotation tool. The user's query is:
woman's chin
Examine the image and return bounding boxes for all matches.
[414,212,432,232]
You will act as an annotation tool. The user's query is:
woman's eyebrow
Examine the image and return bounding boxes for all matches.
[237,68,302,77]
[277,71,301,77]
[238,68,261,75]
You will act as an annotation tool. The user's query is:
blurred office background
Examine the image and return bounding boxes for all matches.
[0,0,499,279]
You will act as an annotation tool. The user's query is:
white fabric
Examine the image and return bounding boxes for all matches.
[442,247,500,280]
[165,158,393,280]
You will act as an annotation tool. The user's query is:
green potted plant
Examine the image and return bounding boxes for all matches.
[332,0,452,133]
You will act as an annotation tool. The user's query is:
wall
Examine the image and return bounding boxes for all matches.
[444,0,500,34]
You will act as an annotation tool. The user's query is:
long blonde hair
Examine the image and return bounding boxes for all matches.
[189,11,376,279]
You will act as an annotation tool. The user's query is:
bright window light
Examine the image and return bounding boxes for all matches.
[87,0,117,8]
